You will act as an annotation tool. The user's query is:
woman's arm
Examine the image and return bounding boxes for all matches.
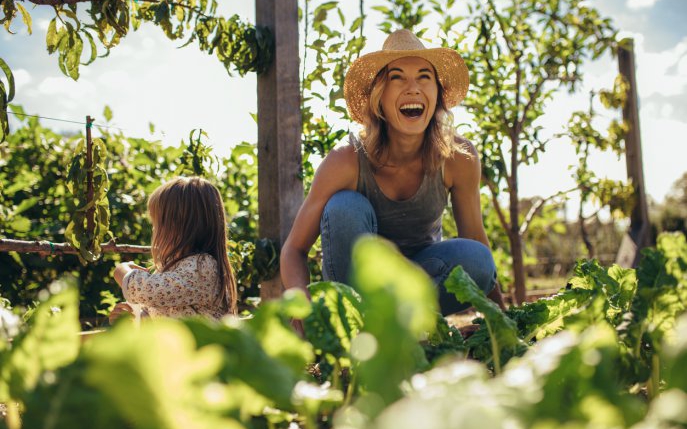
[280,144,358,295]
[445,140,507,310]
[445,141,489,246]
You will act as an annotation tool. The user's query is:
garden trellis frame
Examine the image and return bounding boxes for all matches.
[0,0,302,301]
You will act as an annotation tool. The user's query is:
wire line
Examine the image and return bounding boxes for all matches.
[9,111,130,132]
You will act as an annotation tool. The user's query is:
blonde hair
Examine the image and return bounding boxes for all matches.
[148,177,237,315]
[360,65,470,172]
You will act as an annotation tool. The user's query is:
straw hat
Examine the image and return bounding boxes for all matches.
[343,29,469,124]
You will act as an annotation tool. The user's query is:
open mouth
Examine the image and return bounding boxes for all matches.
[399,103,425,118]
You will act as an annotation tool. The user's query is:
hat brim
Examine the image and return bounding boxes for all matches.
[343,47,469,124]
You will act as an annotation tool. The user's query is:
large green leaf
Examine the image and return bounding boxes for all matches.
[445,265,524,373]
[247,289,314,375]
[0,279,80,402]
[183,317,299,411]
[82,319,243,429]
[305,281,363,356]
[347,236,437,417]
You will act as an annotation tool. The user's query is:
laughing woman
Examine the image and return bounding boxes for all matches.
[281,29,506,315]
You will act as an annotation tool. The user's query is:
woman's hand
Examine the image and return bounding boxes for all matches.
[290,318,306,338]
[109,302,134,325]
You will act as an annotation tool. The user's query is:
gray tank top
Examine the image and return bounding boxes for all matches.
[350,134,448,257]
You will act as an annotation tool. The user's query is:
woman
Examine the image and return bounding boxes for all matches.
[281,29,505,314]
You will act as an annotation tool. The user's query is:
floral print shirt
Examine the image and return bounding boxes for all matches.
[122,253,227,320]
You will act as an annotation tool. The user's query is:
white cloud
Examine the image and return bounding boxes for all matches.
[635,36,687,98]
[37,76,96,98]
[626,0,659,9]
[12,68,31,91]
[639,116,687,201]
[37,19,51,31]
[96,70,130,88]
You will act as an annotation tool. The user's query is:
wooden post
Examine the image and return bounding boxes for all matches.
[256,0,303,300]
[616,38,651,268]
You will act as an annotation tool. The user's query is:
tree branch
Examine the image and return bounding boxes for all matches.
[517,77,546,132]
[485,0,516,55]
[519,186,578,236]
[486,180,511,232]
[26,0,91,5]
[0,239,150,255]
[479,19,514,141]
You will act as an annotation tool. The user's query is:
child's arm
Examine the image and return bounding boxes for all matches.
[114,262,148,287]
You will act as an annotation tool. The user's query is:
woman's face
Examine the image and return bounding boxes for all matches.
[380,56,438,139]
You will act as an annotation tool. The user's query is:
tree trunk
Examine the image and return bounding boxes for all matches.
[509,132,526,304]
[509,229,526,304]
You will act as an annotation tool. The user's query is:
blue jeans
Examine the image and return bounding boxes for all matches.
[320,190,497,315]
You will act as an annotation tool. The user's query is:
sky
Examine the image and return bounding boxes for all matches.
[1,0,686,207]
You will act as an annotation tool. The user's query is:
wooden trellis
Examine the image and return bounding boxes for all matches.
[1,0,302,301]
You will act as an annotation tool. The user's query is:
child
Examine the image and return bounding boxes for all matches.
[111,177,237,321]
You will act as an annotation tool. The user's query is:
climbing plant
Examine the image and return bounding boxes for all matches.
[0,0,274,141]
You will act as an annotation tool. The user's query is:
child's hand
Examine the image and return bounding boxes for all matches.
[109,302,134,325]
[125,262,149,272]
[113,262,149,287]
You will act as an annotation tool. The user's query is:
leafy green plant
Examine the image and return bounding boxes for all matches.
[1,233,687,429]
[445,266,525,373]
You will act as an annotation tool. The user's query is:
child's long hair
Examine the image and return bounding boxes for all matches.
[148,177,237,315]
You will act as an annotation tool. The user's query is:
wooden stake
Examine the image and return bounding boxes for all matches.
[616,38,652,267]
[256,0,303,301]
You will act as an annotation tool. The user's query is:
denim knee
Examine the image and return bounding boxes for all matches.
[320,191,377,282]
[453,240,497,295]
[321,190,376,232]
[412,239,496,315]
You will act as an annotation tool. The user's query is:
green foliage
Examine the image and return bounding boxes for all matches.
[0,277,80,405]
[300,0,365,185]
[618,233,687,390]
[445,266,525,373]
[373,0,428,34]
[347,236,436,417]
[512,324,645,428]
[1,233,687,429]
[0,57,13,142]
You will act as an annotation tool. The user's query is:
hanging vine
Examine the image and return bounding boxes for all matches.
[0,0,274,138]
[65,134,112,263]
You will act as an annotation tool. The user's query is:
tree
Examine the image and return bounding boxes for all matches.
[457,0,619,303]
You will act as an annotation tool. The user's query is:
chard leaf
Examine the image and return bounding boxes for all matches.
[0,278,80,403]
[349,236,437,417]
[444,266,524,373]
